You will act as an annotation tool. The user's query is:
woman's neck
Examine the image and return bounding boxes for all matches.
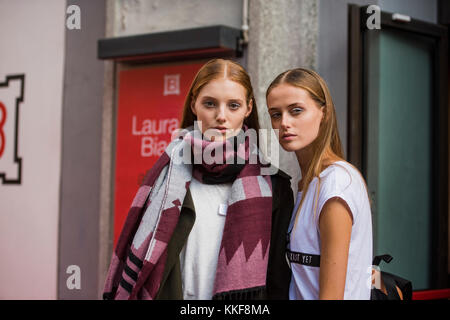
[295,146,341,191]
[295,146,313,179]
[295,145,314,191]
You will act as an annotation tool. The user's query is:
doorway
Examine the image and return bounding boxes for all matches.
[348,5,448,290]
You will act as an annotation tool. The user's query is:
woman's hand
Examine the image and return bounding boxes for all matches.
[318,197,353,300]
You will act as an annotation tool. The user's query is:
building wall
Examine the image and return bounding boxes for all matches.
[58,0,106,300]
[0,0,66,299]
[111,0,243,37]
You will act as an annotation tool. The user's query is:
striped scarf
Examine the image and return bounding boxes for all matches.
[103,127,273,299]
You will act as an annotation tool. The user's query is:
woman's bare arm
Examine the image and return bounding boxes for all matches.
[318,197,353,300]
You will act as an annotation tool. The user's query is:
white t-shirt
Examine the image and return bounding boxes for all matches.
[179,177,232,300]
[288,161,373,300]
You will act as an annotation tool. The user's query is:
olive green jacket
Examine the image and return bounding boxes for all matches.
[155,171,294,300]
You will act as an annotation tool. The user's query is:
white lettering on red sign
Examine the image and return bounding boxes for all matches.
[132,116,179,157]
[163,74,180,96]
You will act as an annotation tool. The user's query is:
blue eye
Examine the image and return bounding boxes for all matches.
[270,112,281,119]
[291,107,303,114]
[229,102,241,110]
[203,101,216,108]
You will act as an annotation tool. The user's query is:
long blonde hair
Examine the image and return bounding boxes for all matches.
[266,68,345,221]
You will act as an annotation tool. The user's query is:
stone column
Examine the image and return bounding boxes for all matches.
[248,0,318,192]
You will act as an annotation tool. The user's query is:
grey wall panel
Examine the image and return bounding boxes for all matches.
[58,0,106,299]
[317,0,378,158]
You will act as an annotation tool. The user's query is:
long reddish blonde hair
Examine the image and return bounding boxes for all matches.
[180,59,260,131]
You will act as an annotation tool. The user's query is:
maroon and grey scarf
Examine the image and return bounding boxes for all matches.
[103,127,273,300]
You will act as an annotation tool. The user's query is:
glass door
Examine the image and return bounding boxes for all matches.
[348,5,448,290]
[365,28,434,290]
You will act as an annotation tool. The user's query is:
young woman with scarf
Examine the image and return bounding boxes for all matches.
[266,68,373,300]
[103,59,294,300]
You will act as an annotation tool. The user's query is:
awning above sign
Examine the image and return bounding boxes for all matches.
[97,25,243,63]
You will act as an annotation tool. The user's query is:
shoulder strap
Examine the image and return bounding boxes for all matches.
[372,254,393,266]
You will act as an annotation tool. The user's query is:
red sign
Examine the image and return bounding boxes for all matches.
[114,62,204,246]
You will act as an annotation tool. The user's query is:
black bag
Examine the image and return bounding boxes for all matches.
[370,254,413,300]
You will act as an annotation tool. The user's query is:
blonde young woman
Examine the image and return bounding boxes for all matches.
[103,59,294,300]
[266,68,373,300]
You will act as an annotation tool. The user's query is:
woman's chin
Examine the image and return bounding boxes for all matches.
[278,141,296,152]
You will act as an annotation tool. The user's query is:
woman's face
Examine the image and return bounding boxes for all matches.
[191,78,252,141]
[267,83,323,152]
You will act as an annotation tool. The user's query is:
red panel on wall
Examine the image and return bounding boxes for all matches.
[114,62,204,246]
